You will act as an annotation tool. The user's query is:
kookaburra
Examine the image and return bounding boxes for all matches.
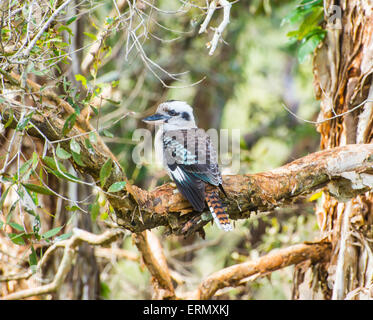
[143,100,232,232]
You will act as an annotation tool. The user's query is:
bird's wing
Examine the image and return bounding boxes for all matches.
[163,129,223,212]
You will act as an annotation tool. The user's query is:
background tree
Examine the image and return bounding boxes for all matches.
[0,0,372,300]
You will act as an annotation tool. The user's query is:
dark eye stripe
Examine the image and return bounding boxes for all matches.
[181,112,190,121]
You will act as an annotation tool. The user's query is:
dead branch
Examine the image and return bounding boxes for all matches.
[187,241,331,300]
[199,0,232,55]
[133,231,175,299]
[0,228,124,300]
[0,271,32,282]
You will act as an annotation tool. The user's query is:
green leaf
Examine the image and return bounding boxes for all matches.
[90,200,100,222]
[62,113,76,136]
[42,156,68,172]
[32,152,39,170]
[0,186,11,211]
[42,226,63,239]
[295,7,324,40]
[8,222,25,232]
[8,233,25,245]
[107,181,126,193]
[100,211,108,221]
[298,33,325,63]
[104,98,121,105]
[44,166,80,183]
[105,17,114,25]
[19,159,33,177]
[66,16,77,25]
[100,281,111,299]
[22,183,54,196]
[90,105,99,116]
[84,138,93,150]
[58,25,73,36]
[101,129,114,138]
[29,245,37,271]
[55,231,73,242]
[70,138,81,154]
[75,74,87,89]
[65,205,79,211]
[3,110,14,129]
[15,159,32,181]
[71,151,86,167]
[100,158,112,188]
[56,144,71,159]
[15,112,34,131]
[89,132,97,145]
[84,32,97,41]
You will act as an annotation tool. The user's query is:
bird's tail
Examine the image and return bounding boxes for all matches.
[205,184,232,232]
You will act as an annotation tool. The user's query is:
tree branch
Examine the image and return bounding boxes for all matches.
[187,241,331,300]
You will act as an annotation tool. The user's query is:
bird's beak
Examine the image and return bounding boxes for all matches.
[142,113,171,124]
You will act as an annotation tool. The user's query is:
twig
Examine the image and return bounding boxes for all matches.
[207,0,232,55]
[282,99,373,125]
[199,0,217,34]
[0,271,32,282]
[169,234,223,257]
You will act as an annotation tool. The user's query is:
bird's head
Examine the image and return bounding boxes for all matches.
[142,100,197,130]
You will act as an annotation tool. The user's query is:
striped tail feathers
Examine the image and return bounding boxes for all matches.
[205,184,232,232]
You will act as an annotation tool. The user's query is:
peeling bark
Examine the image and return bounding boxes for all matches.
[311,0,373,300]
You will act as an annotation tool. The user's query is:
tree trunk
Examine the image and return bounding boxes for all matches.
[304,0,373,300]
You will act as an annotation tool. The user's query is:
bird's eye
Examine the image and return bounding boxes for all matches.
[167,109,178,116]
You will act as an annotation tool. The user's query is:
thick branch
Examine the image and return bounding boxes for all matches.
[189,241,331,300]
[1,83,373,235]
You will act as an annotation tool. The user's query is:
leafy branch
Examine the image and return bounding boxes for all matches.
[282,0,326,63]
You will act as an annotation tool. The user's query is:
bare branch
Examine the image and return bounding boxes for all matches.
[199,0,232,55]
[199,0,217,34]
[188,241,331,300]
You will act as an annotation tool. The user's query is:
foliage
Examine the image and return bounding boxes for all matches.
[282,0,326,63]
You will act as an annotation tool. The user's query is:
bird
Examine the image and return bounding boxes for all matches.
[142,100,232,232]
